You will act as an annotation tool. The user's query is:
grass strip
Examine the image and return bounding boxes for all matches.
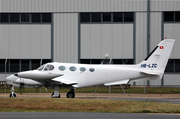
[1,87,180,94]
[0,98,180,113]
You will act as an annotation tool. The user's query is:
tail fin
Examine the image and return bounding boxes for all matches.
[139,39,175,74]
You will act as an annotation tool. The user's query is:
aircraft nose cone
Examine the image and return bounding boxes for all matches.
[14,73,18,76]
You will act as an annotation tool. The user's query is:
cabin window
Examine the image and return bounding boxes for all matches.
[89,68,95,72]
[69,66,76,71]
[59,66,66,71]
[44,65,54,71]
[80,67,86,72]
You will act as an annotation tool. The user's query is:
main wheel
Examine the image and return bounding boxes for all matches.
[51,92,60,98]
[66,92,75,98]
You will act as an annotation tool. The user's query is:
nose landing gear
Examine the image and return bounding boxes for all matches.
[9,86,17,98]
[9,92,17,98]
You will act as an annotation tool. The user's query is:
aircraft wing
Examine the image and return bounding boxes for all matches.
[52,77,78,85]
[104,79,129,86]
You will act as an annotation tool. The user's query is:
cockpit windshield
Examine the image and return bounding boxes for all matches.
[37,65,45,71]
[44,65,54,71]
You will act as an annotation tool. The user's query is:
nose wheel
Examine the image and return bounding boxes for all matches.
[9,85,17,98]
[9,92,17,98]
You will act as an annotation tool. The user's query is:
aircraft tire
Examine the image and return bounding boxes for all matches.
[13,93,17,97]
[9,93,17,98]
[9,94,12,98]
[66,92,75,98]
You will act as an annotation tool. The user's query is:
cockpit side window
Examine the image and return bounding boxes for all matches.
[37,65,45,71]
[44,65,54,71]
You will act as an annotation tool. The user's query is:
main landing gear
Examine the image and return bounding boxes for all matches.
[51,86,61,98]
[66,89,75,98]
[9,86,17,98]
[51,87,75,98]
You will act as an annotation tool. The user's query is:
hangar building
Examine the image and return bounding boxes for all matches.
[0,0,180,86]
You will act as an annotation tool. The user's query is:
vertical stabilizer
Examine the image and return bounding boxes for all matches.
[139,39,175,73]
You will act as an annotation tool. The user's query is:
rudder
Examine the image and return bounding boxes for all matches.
[139,39,175,72]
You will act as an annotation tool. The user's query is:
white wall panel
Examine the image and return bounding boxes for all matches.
[20,25,31,58]
[80,24,133,59]
[149,79,161,86]
[54,13,78,63]
[102,25,112,58]
[174,75,180,85]
[135,80,147,86]
[0,25,9,58]
[112,24,123,58]
[0,25,51,59]
[90,25,102,59]
[135,13,147,64]
[42,25,51,59]
[164,74,180,86]
[164,24,180,59]
[124,24,133,58]
[81,25,91,59]
[150,12,161,51]
[9,25,20,58]
[31,25,41,59]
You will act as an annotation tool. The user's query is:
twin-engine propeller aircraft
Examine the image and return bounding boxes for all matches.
[6,39,175,98]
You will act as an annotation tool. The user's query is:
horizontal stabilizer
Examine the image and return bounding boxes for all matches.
[104,79,129,86]
[52,77,78,85]
[141,70,163,76]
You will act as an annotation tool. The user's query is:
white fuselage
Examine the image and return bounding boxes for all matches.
[28,63,147,88]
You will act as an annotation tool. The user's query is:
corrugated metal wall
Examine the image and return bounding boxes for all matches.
[150,0,180,11]
[0,25,51,59]
[164,24,180,85]
[164,24,180,59]
[135,13,147,64]
[1,0,180,13]
[81,24,133,59]
[0,0,147,12]
[53,13,78,63]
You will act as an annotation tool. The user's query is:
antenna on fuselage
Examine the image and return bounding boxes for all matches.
[101,54,110,65]
[109,57,112,64]
[123,60,128,65]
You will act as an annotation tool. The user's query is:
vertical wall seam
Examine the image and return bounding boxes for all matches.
[51,13,54,62]
[78,13,81,63]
